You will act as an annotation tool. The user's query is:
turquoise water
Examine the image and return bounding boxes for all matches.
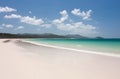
[27,38,120,54]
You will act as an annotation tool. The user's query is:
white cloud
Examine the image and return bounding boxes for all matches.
[71,8,92,20]
[54,22,97,36]
[14,26,24,30]
[4,14,44,26]
[41,24,52,28]
[52,10,97,36]
[4,14,21,18]
[2,24,14,28]
[71,9,81,16]
[21,16,44,25]
[53,10,68,23]
[17,26,24,29]
[0,6,16,13]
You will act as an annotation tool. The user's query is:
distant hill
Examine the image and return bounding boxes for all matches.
[0,33,103,39]
[95,37,104,39]
[65,34,88,39]
[0,33,65,38]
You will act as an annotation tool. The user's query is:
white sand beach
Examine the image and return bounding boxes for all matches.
[0,39,120,79]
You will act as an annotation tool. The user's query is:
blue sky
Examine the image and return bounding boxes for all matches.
[0,0,120,38]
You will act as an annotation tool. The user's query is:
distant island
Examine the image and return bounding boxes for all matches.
[0,33,103,39]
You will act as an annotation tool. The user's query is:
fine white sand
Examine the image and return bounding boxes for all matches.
[0,39,120,79]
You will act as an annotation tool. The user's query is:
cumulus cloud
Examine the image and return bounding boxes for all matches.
[41,24,52,28]
[4,14,44,26]
[53,10,68,23]
[17,26,24,29]
[54,22,97,36]
[21,16,44,25]
[2,23,14,28]
[71,8,92,20]
[4,14,21,18]
[0,6,16,13]
[52,10,97,36]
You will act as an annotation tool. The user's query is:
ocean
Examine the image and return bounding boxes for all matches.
[26,38,120,54]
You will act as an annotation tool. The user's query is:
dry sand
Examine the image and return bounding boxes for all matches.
[0,39,120,79]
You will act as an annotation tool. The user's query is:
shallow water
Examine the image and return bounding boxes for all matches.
[27,38,120,54]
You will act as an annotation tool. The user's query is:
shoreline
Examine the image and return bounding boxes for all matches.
[23,40,120,58]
